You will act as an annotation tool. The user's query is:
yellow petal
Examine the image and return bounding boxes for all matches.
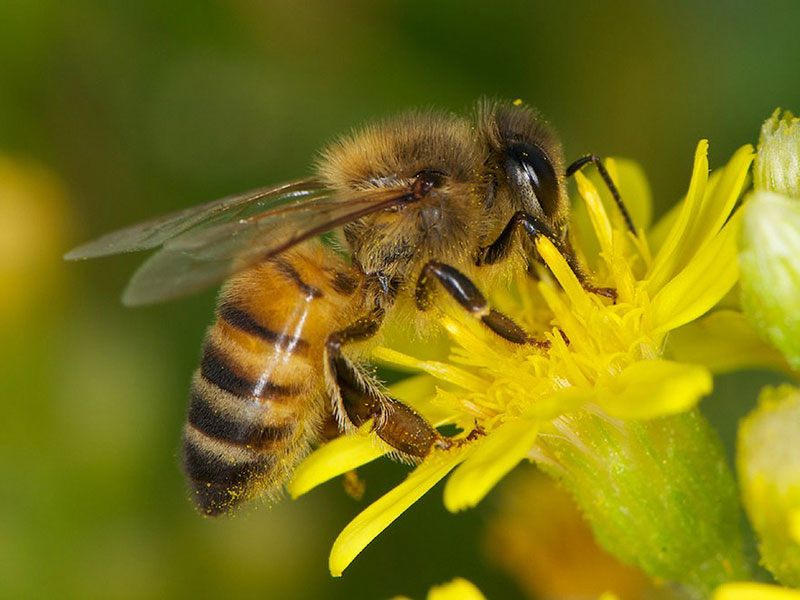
[389,374,457,425]
[605,157,653,231]
[288,375,444,498]
[688,145,753,256]
[427,578,487,600]
[790,508,800,544]
[596,360,712,420]
[373,345,488,393]
[714,582,800,600]
[571,158,653,268]
[329,450,466,576]
[648,198,681,255]
[650,211,741,335]
[536,236,592,316]
[288,425,385,498]
[523,386,594,420]
[647,140,709,292]
[575,170,614,260]
[666,310,795,376]
[443,418,539,512]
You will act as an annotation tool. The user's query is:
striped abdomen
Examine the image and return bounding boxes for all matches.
[182,242,364,515]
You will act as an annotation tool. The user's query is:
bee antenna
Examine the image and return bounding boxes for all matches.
[566,154,637,235]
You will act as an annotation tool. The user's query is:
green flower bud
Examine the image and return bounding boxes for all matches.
[739,190,800,369]
[754,109,800,198]
[535,409,750,597]
[737,385,800,587]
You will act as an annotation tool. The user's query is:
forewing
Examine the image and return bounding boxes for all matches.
[121,188,412,306]
[64,178,325,260]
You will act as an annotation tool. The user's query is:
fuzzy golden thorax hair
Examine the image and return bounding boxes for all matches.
[318,110,494,282]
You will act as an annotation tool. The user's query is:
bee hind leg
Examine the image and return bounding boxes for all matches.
[324,309,441,459]
[415,260,549,348]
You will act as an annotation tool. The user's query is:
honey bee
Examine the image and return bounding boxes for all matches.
[66,100,633,516]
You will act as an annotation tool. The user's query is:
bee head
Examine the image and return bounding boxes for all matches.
[479,100,569,231]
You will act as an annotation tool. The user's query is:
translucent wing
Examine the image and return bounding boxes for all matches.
[120,187,413,306]
[64,178,325,260]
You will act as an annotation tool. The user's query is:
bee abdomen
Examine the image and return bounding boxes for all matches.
[182,426,278,516]
[181,245,365,516]
[182,376,306,516]
[187,387,296,451]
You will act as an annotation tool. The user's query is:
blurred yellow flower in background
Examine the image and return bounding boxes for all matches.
[737,385,800,587]
[390,577,486,600]
[0,156,71,329]
[484,469,651,600]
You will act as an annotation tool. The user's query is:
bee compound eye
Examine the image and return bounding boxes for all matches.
[507,142,559,217]
[412,169,446,199]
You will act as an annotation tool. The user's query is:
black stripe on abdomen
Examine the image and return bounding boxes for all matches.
[272,258,323,298]
[182,437,274,516]
[331,270,359,296]
[187,388,295,451]
[218,303,308,352]
[200,343,295,399]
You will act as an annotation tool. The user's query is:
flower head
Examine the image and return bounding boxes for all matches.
[289,141,754,578]
[737,384,800,587]
[754,108,800,199]
[740,109,800,368]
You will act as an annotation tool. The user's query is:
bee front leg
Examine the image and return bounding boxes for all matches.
[566,154,636,235]
[324,309,441,459]
[478,211,617,301]
[415,260,549,348]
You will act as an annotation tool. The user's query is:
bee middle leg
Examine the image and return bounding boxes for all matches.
[477,210,616,300]
[324,308,442,459]
[415,260,548,348]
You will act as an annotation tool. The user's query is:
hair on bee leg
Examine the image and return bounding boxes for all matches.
[324,310,441,459]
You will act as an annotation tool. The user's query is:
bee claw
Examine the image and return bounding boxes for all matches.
[435,421,487,452]
[525,337,551,349]
[587,285,617,303]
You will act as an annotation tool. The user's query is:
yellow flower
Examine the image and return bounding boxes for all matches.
[289,140,754,577]
[390,577,486,600]
[0,156,71,328]
[738,385,800,587]
[484,469,651,600]
[739,109,800,369]
[714,582,800,600]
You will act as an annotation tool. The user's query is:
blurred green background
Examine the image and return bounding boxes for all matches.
[2,1,798,598]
